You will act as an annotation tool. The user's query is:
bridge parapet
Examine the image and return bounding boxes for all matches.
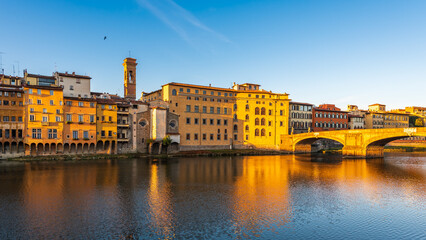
[280,128,426,157]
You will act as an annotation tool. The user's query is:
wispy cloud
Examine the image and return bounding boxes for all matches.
[137,0,230,44]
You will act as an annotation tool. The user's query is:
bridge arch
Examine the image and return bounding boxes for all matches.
[363,132,426,157]
[292,136,345,153]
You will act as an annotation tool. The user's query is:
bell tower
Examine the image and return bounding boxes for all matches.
[123,58,138,99]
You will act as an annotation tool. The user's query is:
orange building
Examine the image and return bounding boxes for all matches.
[63,97,97,154]
[23,85,64,155]
[95,98,117,154]
[312,104,349,132]
[0,84,25,157]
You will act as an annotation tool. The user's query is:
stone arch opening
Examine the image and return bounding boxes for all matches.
[51,143,57,155]
[83,143,89,154]
[104,141,110,152]
[77,143,83,154]
[18,142,24,153]
[0,142,2,153]
[30,143,37,156]
[45,143,50,155]
[169,142,179,153]
[64,143,70,154]
[96,141,103,152]
[89,143,95,152]
[294,137,345,153]
[111,141,116,154]
[11,142,17,154]
[70,143,77,154]
[4,142,10,154]
[151,142,160,155]
[37,143,44,155]
[364,133,426,157]
[57,143,63,154]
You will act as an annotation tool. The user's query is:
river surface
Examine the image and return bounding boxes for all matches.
[0,153,425,239]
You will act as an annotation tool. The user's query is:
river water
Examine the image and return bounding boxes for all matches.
[0,153,425,239]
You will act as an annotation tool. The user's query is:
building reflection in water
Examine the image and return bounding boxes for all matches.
[147,163,175,239]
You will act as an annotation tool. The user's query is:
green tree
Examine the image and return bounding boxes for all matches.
[415,118,424,127]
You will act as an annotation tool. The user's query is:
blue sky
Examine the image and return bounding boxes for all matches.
[1,0,425,110]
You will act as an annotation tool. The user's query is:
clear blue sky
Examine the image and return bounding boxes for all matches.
[1,0,425,110]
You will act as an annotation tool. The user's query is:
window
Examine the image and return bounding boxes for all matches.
[186,105,191,112]
[179,88,183,92]
[90,102,95,107]
[203,106,207,113]
[203,134,207,140]
[56,109,60,114]
[48,129,57,139]
[101,131,105,137]
[186,134,190,140]
[172,89,177,96]
[18,117,22,122]
[73,131,79,139]
[30,115,35,121]
[255,107,260,115]
[32,129,41,139]
[83,131,89,139]
[56,116,61,122]
[194,105,199,113]
[37,89,41,95]
[210,107,214,114]
[217,107,221,114]
[224,108,228,114]
[224,119,228,126]
[194,134,198,140]
[187,88,190,93]
[79,115,84,122]
[42,116,48,122]
[70,85,74,90]
[108,131,112,137]
[36,99,41,105]
[217,119,221,125]
[29,89,33,94]
[90,115,95,123]
[202,118,207,125]
[79,102,84,107]
[210,119,214,125]
[210,134,214,140]
[50,90,54,95]
[280,110,283,116]
[261,108,266,115]
[186,118,191,124]
[67,114,72,122]
[194,118,199,124]
[3,116,9,122]
[3,100,8,105]
[43,108,47,113]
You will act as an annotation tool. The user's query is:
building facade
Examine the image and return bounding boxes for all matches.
[312,104,348,132]
[289,102,313,134]
[63,97,97,154]
[0,85,25,157]
[55,72,91,98]
[95,98,117,154]
[24,85,64,155]
[348,115,365,129]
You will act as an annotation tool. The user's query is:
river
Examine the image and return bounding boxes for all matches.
[0,153,425,239]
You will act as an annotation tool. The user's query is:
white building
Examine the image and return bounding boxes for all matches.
[55,72,91,98]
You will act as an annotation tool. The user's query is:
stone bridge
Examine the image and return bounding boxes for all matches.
[280,128,426,157]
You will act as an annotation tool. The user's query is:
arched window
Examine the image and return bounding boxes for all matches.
[261,118,265,126]
[261,129,266,136]
[255,129,259,136]
[233,114,237,120]
[172,89,177,96]
[234,125,238,132]
[255,118,260,125]
[245,114,249,121]
[261,107,266,115]
[234,104,237,111]
[255,107,260,115]
[245,104,249,110]
[245,125,249,131]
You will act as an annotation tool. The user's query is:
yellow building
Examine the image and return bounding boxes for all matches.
[63,97,97,154]
[0,74,23,86]
[383,112,409,128]
[142,82,290,150]
[232,83,290,149]
[95,98,117,154]
[24,85,64,155]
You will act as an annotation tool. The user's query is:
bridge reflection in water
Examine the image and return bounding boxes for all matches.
[0,155,424,239]
[280,127,426,157]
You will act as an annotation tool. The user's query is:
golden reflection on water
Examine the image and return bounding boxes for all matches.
[148,164,174,239]
[230,155,425,235]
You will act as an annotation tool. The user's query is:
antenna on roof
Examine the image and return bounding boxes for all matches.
[15,61,20,77]
[0,52,4,75]
[129,50,131,58]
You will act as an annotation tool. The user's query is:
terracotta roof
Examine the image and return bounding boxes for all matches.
[56,72,91,79]
[290,101,314,106]
[96,98,117,104]
[64,96,96,102]
[23,84,63,90]
[26,73,56,80]
[369,103,386,106]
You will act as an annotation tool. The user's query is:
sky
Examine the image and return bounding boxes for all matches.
[1,0,426,110]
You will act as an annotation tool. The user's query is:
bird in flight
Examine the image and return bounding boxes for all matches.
[104,36,107,40]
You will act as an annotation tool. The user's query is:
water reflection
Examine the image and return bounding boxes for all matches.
[0,154,424,239]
